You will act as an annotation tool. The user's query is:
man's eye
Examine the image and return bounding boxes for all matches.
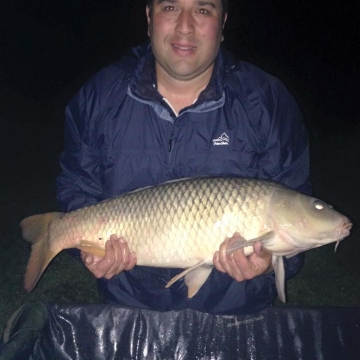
[164,6,176,11]
[198,9,210,15]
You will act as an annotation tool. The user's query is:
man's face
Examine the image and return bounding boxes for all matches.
[147,0,227,82]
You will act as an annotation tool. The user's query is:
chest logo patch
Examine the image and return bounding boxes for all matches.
[212,133,230,146]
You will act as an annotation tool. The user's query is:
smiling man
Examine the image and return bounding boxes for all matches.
[57,0,310,314]
[148,0,226,114]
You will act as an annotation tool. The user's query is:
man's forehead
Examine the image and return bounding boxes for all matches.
[154,0,221,8]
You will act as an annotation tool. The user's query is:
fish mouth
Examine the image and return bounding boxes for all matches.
[335,218,352,252]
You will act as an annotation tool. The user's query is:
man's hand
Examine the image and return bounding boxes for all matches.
[213,232,272,281]
[80,235,137,279]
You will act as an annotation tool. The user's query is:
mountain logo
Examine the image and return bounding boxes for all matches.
[212,133,230,146]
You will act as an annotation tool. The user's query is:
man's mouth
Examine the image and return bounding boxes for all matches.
[172,44,196,51]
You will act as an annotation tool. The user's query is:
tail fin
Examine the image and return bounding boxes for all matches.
[20,212,63,292]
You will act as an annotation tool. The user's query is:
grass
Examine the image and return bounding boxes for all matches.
[1,119,102,335]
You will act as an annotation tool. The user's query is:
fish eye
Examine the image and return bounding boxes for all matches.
[314,200,325,210]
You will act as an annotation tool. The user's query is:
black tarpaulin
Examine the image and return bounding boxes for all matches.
[1,301,360,360]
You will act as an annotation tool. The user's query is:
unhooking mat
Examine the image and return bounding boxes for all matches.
[1,301,360,360]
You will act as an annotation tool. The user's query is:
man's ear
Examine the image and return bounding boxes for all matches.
[146,5,152,37]
[221,13,228,42]
[223,13,228,29]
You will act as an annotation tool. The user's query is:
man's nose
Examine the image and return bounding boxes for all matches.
[176,10,195,35]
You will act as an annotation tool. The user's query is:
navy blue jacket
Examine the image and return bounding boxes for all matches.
[57,43,311,315]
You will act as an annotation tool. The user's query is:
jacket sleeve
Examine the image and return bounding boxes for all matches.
[259,79,311,278]
[56,85,107,260]
[56,87,104,214]
[258,80,311,195]
[56,50,143,213]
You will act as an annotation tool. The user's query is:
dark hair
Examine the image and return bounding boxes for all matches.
[146,0,228,22]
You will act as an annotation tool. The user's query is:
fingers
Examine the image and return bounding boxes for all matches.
[214,235,272,282]
[213,251,225,273]
[252,241,273,273]
[97,237,121,279]
[253,241,265,257]
[230,246,253,281]
[81,235,136,279]
[125,250,137,271]
[219,238,237,276]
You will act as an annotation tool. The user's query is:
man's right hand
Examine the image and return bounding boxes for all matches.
[80,234,137,279]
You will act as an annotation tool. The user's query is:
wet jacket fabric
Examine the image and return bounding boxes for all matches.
[56,42,311,315]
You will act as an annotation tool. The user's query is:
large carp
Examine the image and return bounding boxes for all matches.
[20,177,352,302]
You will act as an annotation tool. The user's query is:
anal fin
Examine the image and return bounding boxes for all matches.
[165,261,213,298]
[185,265,213,298]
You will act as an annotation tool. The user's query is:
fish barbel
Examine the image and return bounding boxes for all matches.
[20,177,352,302]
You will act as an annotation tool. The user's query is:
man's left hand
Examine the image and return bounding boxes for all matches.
[213,232,272,281]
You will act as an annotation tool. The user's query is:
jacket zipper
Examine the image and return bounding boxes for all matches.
[168,130,175,162]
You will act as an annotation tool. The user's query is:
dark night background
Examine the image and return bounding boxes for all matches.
[0,0,359,334]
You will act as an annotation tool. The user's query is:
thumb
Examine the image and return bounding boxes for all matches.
[253,241,264,256]
[81,251,94,265]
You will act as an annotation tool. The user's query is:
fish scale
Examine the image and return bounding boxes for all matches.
[57,177,269,266]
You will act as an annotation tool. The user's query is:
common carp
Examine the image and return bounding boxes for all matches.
[20,177,352,302]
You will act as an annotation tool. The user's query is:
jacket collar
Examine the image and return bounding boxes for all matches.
[128,42,235,104]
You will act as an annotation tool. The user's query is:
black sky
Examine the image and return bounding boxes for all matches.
[1,0,358,132]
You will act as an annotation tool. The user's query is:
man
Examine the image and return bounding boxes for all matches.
[57,0,310,314]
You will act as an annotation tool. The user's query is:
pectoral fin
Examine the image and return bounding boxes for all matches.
[165,261,213,298]
[226,231,276,255]
[76,240,106,257]
[272,255,286,302]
